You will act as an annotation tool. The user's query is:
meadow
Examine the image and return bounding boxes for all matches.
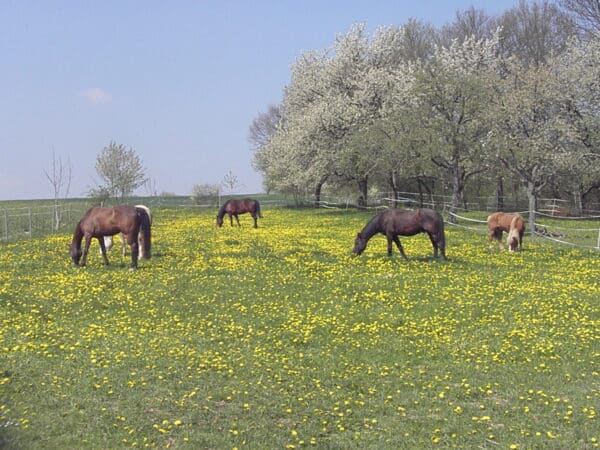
[0,207,598,449]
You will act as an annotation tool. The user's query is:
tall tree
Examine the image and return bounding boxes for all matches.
[415,32,500,218]
[490,57,582,231]
[95,141,147,200]
[554,35,600,212]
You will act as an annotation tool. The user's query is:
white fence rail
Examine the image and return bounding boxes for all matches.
[2,197,599,250]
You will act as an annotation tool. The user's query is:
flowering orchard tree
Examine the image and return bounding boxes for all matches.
[413,32,501,217]
[489,38,600,230]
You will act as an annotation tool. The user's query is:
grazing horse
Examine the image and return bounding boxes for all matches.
[487,212,525,251]
[103,205,152,258]
[71,205,152,269]
[352,208,446,260]
[507,215,523,252]
[216,198,262,228]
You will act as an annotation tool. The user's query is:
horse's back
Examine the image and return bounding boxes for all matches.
[225,198,258,214]
[382,208,441,235]
[488,212,524,232]
[81,205,139,236]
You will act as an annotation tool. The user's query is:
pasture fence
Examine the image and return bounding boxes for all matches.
[2,195,599,250]
[311,192,600,250]
[447,211,600,250]
[0,204,91,242]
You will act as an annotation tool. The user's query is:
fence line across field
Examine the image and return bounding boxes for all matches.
[2,196,599,250]
[1,204,89,242]
[447,210,600,250]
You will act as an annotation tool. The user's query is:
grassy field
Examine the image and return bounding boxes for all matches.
[1,207,598,449]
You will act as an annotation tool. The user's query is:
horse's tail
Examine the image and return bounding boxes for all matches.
[255,200,263,218]
[135,205,152,225]
[136,206,152,259]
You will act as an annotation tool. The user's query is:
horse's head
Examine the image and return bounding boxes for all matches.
[70,242,82,266]
[507,228,520,252]
[216,215,224,227]
[352,233,368,255]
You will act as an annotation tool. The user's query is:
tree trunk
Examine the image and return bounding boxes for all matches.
[357,176,368,209]
[388,171,400,208]
[526,181,537,235]
[314,181,323,207]
[448,169,464,223]
[496,177,504,212]
[573,187,583,216]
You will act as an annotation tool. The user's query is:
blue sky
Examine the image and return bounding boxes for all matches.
[1,0,522,200]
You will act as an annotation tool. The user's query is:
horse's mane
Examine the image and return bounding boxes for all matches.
[359,211,383,238]
[217,201,230,218]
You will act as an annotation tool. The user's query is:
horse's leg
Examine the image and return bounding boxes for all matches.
[489,228,503,250]
[127,234,139,269]
[121,232,127,256]
[487,229,496,251]
[137,231,144,259]
[98,237,110,265]
[229,214,234,227]
[386,235,394,256]
[497,230,505,251]
[427,233,439,258]
[519,232,524,251]
[252,213,258,228]
[80,235,93,267]
[101,235,112,255]
[235,215,241,227]
[391,235,408,259]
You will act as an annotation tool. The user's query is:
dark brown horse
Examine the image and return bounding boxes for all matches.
[216,198,262,228]
[487,212,525,251]
[70,205,152,269]
[352,208,446,259]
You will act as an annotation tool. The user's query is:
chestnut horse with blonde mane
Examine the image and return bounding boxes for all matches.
[487,212,525,251]
[71,205,151,269]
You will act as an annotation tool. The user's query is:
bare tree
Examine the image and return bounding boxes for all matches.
[440,6,497,43]
[222,170,239,193]
[497,0,576,66]
[248,104,282,152]
[144,178,158,197]
[44,148,72,230]
[560,0,600,34]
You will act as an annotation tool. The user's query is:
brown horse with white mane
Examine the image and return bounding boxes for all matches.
[352,208,446,260]
[216,198,262,228]
[487,212,525,251]
[70,205,151,269]
[103,205,152,258]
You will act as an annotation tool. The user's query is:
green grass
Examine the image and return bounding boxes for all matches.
[1,207,598,449]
